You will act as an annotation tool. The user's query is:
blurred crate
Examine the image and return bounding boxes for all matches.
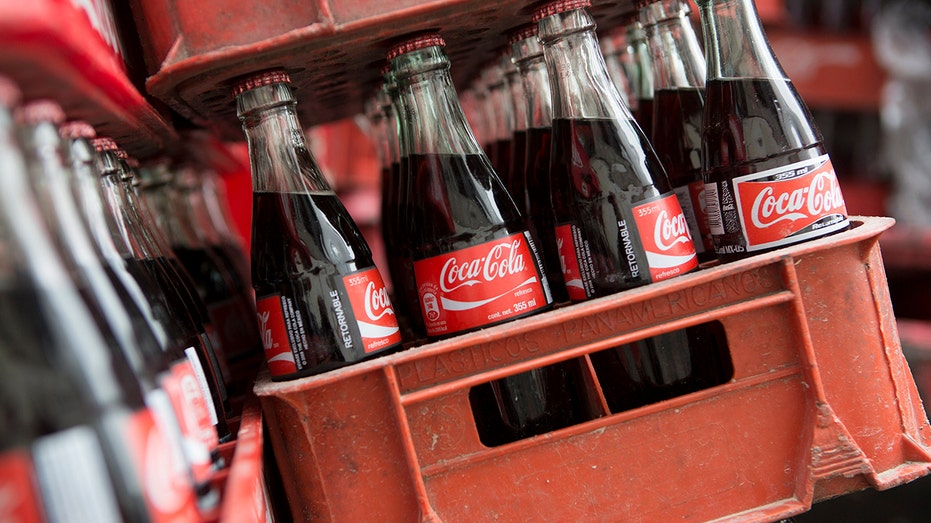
[255,216,931,522]
[0,0,176,157]
[126,0,641,139]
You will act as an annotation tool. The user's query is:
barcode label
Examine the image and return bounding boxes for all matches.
[704,182,725,235]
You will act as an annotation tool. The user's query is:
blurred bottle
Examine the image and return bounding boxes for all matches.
[698,0,849,260]
[642,0,715,262]
[600,26,635,109]
[0,77,201,523]
[236,70,403,380]
[505,45,530,203]
[485,55,518,188]
[628,17,656,137]
[94,138,234,442]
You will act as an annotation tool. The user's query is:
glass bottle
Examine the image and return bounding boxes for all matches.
[628,18,656,138]
[389,33,594,446]
[698,0,849,261]
[536,0,728,409]
[0,79,201,523]
[510,22,569,305]
[504,50,528,201]
[485,56,517,188]
[61,123,222,499]
[642,0,715,262]
[94,138,234,444]
[235,70,403,381]
[600,26,635,109]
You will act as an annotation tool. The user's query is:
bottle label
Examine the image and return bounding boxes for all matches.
[341,267,402,353]
[159,359,217,483]
[555,223,593,301]
[732,154,848,251]
[0,450,45,522]
[256,295,301,377]
[631,193,699,282]
[674,180,713,255]
[414,232,549,336]
[123,409,201,522]
[32,426,123,523]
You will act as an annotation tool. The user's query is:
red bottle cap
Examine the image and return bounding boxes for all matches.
[91,137,129,159]
[231,69,292,98]
[508,23,539,45]
[0,76,21,108]
[532,0,592,22]
[59,121,97,140]
[15,100,65,126]
[387,33,446,61]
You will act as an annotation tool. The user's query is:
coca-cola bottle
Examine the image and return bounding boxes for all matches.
[628,17,656,138]
[235,70,403,380]
[642,0,715,262]
[0,78,201,523]
[484,56,517,189]
[600,27,635,109]
[94,138,234,444]
[698,0,849,260]
[537,0,728,408]
[61,123,223,498]
[389,33,593,445]
[510,23,569,304]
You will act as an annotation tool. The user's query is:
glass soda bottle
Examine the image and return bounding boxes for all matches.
[698,0,849,260]
[600,26,635,110]
[62,123,223,499]
[510,23,570,304]
[389,33,595,445]
[628,17,656,138]
[484,56,517,189]
[537,0,728,409]
[642,0,715,262]
[0,78,202,523]
[235,70,403,380]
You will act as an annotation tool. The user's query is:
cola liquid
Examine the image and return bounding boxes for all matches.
[507,130,527,203]
[524,126,568,304]
[702,78,848,260]
[634,99,654,139]
[252,191,403,377]
[652,87,714,261]
[491,138,513,193]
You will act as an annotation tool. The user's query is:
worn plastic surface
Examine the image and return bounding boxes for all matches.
[255,216,931,523]
[0,0,175,157]
[128,0,641,139]
[217,400,272,523]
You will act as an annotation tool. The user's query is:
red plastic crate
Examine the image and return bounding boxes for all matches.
[255,216,931,522]
[0,0,176,157]
[127,0,642,138]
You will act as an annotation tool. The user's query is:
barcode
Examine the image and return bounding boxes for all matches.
[704,182,725,235]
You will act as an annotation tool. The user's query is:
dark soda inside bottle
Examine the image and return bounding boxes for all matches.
[702,78,848,260]
[652,87,715,261]
[252,190,403,376]
[507,130,527,203]
[524,126,568,304]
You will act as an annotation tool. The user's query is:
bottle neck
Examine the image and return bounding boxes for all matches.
[628,21,655,99]
[506,68,529,132]
[514,50,554,129]
[393,47,483,156]
[644,5,706,90]
[539,9,629,121]
[697,0,786,81]
[238,84,333,194]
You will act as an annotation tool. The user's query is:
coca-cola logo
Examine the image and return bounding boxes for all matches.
[143,416,192,516]
[653,210,692,251]
[363,281,394,321]
[439,240,526,293]
[750,170,844,229]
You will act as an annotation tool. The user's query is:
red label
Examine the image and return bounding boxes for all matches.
[676,180,714,254]
[0,451,44,523]
[632,193,699,282]
[124,409,200,522]
[555,224,589,301]
[733,155,848,251]
[160,360,216,484]
[413,233,548,336]
[342,267,402,353]
[256,295,299,377]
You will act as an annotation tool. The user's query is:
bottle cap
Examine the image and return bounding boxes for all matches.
[508,23,539,46]
[91,137,129,159]
[0,76,21,108]
[387,33,446,61]
[59,121,97,140]
[532,0,592,22]
[15,100,65,126]
[231,69,291,98]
